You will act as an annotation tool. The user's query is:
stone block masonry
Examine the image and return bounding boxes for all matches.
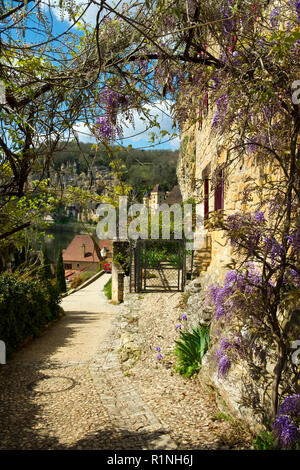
[89,308,177,450]
[111,262,125,304]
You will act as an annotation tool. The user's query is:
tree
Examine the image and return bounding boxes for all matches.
[55,246,66,294]
[42,243,52,281]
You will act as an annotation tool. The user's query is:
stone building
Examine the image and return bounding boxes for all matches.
[143,184,182,209]
[176,104,297,432]
[177,107,282,282]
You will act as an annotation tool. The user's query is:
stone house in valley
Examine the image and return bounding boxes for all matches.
[143,184,182,209]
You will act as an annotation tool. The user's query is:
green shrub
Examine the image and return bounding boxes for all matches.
[0,273,60,357]
[113,243,130,275]
[174,325,210,377]
[103,277,112,300]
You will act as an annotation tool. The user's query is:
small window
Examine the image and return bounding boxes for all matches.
[64,264,72,270]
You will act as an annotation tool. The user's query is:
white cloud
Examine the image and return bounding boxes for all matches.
[48,0,129,28]
[118,100,180,149]
[72,121,96,143]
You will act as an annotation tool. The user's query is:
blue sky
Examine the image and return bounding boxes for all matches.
[40,2,180,151]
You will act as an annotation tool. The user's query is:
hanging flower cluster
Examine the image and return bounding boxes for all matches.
[94,86,132,142]
[215,335,245,378]
[273,394,300,448]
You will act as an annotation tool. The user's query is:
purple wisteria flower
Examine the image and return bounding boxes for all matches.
[254,211,265,223]
[278,394,300,417]
[272,394,300,448]
[181,314,187,321]
[296,1,300,22]
[157,353,163,361]
[217,355,231,379]
[270,8,280,28]
[289,269,300,288]
[176,324,182,330]
[212,93,229,129]
[286,231,300,252]
[273,415,300,448]
[155,347,161,352]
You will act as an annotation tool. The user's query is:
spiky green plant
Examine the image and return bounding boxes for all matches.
[174,325,210,377]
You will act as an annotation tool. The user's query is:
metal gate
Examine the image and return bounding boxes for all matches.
[130,239,187,293]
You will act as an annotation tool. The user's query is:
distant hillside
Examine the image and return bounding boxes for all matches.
[52,142,179,197]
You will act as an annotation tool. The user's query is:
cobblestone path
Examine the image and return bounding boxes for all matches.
[0,274,176,450]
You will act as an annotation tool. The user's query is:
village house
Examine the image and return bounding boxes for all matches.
[62,235,112,278]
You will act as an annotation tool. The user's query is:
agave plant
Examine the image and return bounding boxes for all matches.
[174,325,210,377]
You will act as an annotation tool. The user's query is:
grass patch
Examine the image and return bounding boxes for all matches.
[214,412,233,422]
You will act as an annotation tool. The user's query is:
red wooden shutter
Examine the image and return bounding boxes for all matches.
[214,170,224,211]
[204,178,209,220]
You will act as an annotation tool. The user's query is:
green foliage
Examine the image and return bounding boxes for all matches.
[253,431,276,450]
[70,270,96,289]
[113,242,130,275]
[55,246,67,294]
[142,246,182,268]
[103,277,112,300]
[174,325,210,377]
[0,273,60,357]
[52,143,178,201]
[214,412,233,422]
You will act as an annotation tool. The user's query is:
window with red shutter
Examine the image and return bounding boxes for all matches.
[204,178,209,220]
[214,169,224,211]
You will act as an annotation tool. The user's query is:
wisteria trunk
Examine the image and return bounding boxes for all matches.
[271,341,287,422]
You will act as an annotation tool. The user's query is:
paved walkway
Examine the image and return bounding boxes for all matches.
[0,274,176,450]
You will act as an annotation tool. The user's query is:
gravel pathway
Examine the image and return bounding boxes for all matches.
[0,275,253,450]
[118,291,254,450]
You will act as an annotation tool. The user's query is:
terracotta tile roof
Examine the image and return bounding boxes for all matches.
[62,235,112,263]
[164,185,182,205]
[152,184,164,193]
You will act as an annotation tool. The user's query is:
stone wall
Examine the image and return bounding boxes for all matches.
[177,108,282,283]
[111,240,130,304]
[111,262,125,304]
